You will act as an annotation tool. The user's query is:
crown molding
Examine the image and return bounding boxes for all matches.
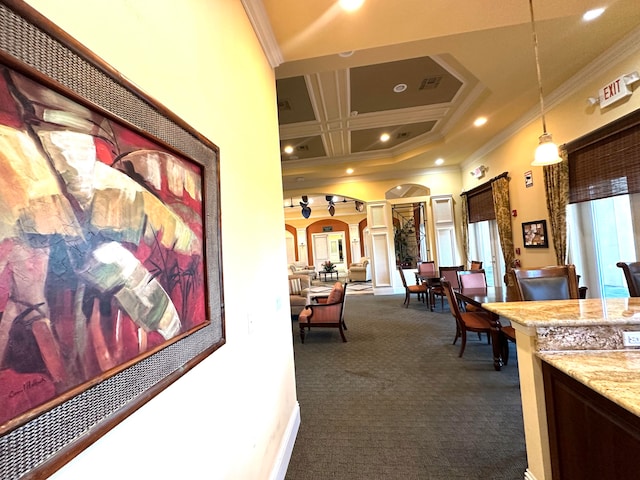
[241,0,283,68]
[465,25,640,169]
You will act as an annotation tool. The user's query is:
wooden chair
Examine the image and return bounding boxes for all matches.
[470,260,483,270]
[441,280,493,357]
[512,265,580,301]
[415,261,437,302]
[616,261,640,297]
[457,269,487,312]
[299,282,347,342]
[417,261,436,276]
[500,325,516,365]
[430,265,464,310]
[398,266,428,308]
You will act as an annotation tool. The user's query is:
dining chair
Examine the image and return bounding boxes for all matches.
[431,265,464,310]
[441,280,493,358]
[457,269,487,312]
[398,266,428,308]
[512,265,580,301]
[415,261,437,303]
[417,261,436,276]
[500,325,516,365]
[616,261,640,297]
[470,260,483,270]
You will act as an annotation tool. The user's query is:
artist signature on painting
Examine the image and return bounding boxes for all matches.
[7,376,48,399]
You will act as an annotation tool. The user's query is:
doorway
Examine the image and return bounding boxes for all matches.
[312,232,346,271]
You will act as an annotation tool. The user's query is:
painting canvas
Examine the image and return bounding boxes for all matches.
[522,220,548,248]
[0,64,208,429]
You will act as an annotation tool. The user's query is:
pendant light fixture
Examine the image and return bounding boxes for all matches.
[528,0,562,166]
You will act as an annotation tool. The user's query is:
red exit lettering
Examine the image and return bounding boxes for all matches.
[603,79,621,100]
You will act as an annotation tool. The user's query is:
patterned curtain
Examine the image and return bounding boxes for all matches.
[492,177,516,296]
[460,194,469,268]
[543,147,569,265]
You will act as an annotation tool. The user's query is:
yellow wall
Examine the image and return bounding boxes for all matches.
[24,1,298,479]
[468,41,640,268]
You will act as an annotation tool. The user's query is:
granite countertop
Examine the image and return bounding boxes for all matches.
[539,350,640,417]
[482,298,640,328]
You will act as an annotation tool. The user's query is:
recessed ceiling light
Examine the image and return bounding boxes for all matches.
[473,117,487,127]
[346,168,354,174]
[339,0,365,12]
[338,51,354,58]
[380,133,390,142]
[396,186,402,190]
[295,176,304,182]
[583,8,605,21]
[393,83,407,93]
[284,145,294,154]
[435,158,445,166]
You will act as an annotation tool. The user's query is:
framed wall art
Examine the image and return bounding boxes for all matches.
[0,1,224,478]
[522,220,549,248]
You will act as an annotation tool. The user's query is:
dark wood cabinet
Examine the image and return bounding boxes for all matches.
[542,361,640,479]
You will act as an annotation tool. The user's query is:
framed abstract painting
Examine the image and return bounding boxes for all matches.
[0,1,224,478]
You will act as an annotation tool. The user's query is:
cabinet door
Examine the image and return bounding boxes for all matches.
[543,362,640,479]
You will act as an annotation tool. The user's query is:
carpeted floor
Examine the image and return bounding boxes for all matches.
[286,294,527,480]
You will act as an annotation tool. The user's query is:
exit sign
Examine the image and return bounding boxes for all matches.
[599,74,632,108]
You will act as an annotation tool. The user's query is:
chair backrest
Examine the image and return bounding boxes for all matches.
[397,266,409,288]
[513,265,580,301]
[418,261,436,276]
[616,261,640,297]
[458,269,487,289]
[440,279,463,320]
[470,260,483,270]
[439,265,464,289]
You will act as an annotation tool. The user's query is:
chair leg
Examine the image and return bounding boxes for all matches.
[300,323,305,343]
[458,329,467,357]
[404,291,410,307]
[501,335,511,365]
[338,324,347,342]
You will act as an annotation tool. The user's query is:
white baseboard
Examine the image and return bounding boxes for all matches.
[524,468,539,480]
[270,401,301,480]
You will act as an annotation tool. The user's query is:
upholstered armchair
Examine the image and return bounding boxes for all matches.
[347,257,370,282]
[288,274,311,318]
[298,281,347,342]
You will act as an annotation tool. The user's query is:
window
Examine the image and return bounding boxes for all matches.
[566,108,640,298]
[568,194,638,297]
[467,220,504,287]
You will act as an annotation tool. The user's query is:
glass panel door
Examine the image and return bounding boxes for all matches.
[468,220,504,287]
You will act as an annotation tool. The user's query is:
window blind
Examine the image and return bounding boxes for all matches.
[462,171,508,223]
[568,108,640,204]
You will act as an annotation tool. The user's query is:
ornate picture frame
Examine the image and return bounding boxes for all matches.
[0,1,224,478]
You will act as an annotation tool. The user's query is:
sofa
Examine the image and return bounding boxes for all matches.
[289,262,316,278]
[347,257,370,282]
[288,274,311,318]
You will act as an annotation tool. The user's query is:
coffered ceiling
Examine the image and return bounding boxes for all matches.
[243,0,640,194]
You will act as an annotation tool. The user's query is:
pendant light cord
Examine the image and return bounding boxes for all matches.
[529,0,547,135]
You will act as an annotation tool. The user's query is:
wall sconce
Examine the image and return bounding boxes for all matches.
[470,165,487,179]
[299,241,306,247]
[352,238,359,243]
